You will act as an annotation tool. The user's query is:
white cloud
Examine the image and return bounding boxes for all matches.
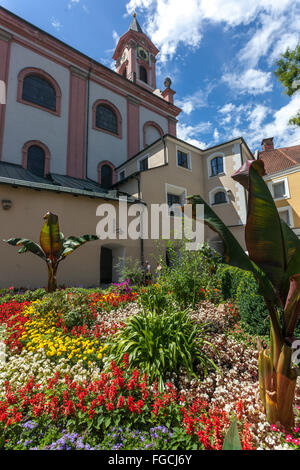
[177,121,212,148]
[222,68,273,95]
[217,96,300,149]
[68,0,80,9]
[213,128,220,141]
[268,33,299,65]
[125,0,295,62]
[112,30,120,47]
[51,18,62,31]
[175,86,214,115]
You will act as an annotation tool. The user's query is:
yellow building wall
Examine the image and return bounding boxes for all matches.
[0,185,140,289]
[266,170,300,229]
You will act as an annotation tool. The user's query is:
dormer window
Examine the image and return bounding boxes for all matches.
[139,66,147,84]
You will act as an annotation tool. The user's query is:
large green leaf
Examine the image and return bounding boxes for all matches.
[40,212,62,260]
[4,238,46,260]
[187,195,277,302]
[222,419,242,450]
[61,234,98,259]
[245,162,290,293]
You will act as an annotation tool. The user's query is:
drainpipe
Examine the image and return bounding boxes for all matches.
[240,141,248,218]
[162,135,167,165]
[85,59,93,179]
[135,174,144,266]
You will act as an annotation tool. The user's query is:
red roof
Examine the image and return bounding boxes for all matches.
[259,145,300,175]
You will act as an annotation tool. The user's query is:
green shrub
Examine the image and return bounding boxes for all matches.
[107,309,219,390]
[157,242,222,308]
[139,283,172,313]
[217,265,243,300]
[114,257,145,286]
[0,288,47,305]
[236,271,270,336]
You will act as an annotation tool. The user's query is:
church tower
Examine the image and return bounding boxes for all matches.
[113,13,159,91]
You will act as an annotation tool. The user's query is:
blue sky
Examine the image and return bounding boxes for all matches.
[1,0,299,152]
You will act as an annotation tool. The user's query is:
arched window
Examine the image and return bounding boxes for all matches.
[95,104,118,135]
[139,66,147,84]
[18,68,61,116]
[101,164,113,189]
[27,145,46,178]
[22,74,56,111]
[213,191,227,205]
[211,156,224,176]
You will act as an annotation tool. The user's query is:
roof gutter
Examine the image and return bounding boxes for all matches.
[0,176,139,203]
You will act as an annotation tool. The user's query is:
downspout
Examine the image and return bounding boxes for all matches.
[85,59,93,179]
[162,135,167,165]
[240,141,248,218]
[135,174,144,266]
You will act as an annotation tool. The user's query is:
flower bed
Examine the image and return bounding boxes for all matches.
[0,287,299,450]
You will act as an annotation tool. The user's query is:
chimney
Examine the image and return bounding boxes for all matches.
[261,137,274,151]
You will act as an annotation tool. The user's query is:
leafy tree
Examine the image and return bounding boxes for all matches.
[274,43,300,126]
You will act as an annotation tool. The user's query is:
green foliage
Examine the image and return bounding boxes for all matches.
[99,425,199,450]
[217,265,244,300]
[0,288,47,305]
[139,283,172,313]
[274,43,300,126]
[222,419,242,450]
[107,309,219,390]
[114,256,145,286]
[274,43,300,97]
[236,272,272,336]
[157,241,222,308]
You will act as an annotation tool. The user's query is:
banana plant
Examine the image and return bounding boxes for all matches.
[4,212,99,293]
[188,159,300,430]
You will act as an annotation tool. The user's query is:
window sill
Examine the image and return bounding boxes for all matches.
[17,97,60,117]
[93,125,122,139]
[210,172,225,178]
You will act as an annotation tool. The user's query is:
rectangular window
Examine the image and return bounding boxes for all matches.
[167,193,182,206]
[139,157,149,171]
[177,150,189,169]
[279,210,290,225]
[273,181,286,199]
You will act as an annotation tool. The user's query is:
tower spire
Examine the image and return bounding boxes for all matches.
[129,11,143,33]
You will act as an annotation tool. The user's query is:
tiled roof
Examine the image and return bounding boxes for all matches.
[259,145,300,175]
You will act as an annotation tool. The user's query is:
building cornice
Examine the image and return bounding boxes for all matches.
[263,164,300,180]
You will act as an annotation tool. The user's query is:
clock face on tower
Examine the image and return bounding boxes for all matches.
[137,46,149,62]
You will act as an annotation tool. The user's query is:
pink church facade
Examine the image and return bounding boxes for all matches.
[0,7,181,186]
